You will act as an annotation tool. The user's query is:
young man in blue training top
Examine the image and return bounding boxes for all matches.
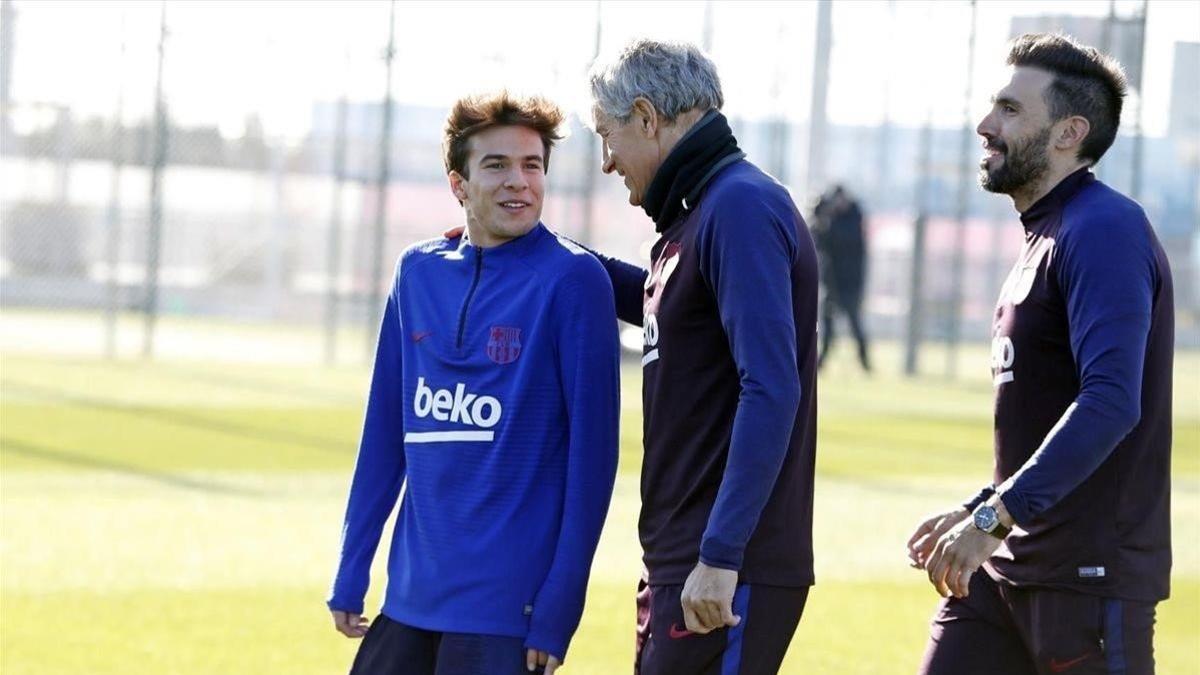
[907,34,1174,675]
[586,39,820,675]
[327,93,620,675]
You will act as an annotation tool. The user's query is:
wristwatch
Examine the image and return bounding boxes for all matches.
[972,504,1011,539]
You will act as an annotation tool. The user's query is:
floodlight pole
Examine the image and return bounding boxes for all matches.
[323,49,351,366]
[876,0,895,203]
[142,1,168,359]
[104,13,128,359]
[905,116,933,377]
[579,1,602,247]
[767,22,790,184]
[1099,0,1116,186]
[0,0,15,151]
[945,0,977,379]
[806,0,832,199]
[702,0,714,52]
[365,0,396,361]
[1130,0,1147,202]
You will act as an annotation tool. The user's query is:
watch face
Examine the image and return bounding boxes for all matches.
[974,506,997,532]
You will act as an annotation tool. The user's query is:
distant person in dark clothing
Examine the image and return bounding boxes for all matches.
[812,185,871,371]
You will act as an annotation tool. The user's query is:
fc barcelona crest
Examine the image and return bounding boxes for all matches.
[486,326,522,364]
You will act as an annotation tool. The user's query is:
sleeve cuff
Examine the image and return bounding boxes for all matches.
[997,486,1031,527]
[698,539,744,572]
[524,626,570,663]
[962,485,995,512]
[326,595,365,615]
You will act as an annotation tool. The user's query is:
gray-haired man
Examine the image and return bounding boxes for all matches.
[586,39,821,675]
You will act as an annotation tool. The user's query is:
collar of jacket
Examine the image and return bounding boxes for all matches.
[642,109,745,232]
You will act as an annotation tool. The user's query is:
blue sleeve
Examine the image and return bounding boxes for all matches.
[998,215,1155,525]
[582,245,647,326]
[695,193,803,570]
[327,281,407,614]
[524,259,621,660]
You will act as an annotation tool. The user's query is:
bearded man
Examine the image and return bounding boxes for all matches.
[906,33,1175,675]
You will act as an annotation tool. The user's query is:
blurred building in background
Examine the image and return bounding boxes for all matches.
[1,0,1196,369]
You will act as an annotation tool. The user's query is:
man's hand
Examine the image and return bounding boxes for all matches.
[444,225,465,239]
[525,648,561,673]
[330,609,369,638]
[924,517,1003,598]
[906,507,969,569]
[680,561,741,634]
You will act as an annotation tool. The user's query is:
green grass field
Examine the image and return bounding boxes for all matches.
[1,325,1197,674]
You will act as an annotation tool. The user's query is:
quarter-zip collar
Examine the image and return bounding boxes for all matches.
[451,222,549,350]
[1019,166,1093,232]
[457,222,550,261]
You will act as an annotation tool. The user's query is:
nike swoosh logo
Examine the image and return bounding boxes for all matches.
[411,331,432,343]
[668,624,695,639]
[1049,654,1094,672]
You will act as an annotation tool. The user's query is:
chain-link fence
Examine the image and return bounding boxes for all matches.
[2,1,1196,369]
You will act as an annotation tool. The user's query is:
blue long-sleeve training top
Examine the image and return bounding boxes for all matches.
[984,167,1174,602]
[327,223,620,659]
[593,159,819,587]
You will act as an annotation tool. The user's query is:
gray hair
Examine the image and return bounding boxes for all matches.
[588,39,724,123]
